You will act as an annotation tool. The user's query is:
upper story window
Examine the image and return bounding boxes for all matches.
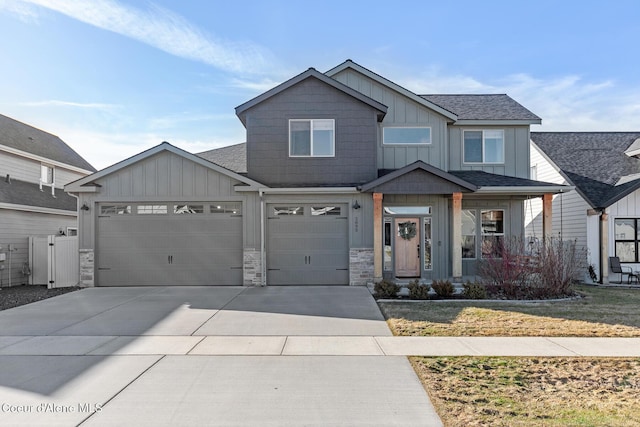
[289,119,335,157]
[41,164,54,185]
[463,130,504,164]
[383,127,431,145]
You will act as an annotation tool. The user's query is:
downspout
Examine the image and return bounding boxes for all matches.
[598,209,603,284]
[259,188,266,287]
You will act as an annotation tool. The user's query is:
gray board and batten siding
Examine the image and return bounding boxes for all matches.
[329,68,450,171]
[77,150,261,286]
[448,126,532,179]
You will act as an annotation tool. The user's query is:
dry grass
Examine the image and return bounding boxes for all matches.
[412,357,640,427]
[380,285,640,425]
[379,285,640,337]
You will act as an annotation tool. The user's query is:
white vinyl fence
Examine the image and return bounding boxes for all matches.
[28,235,79,288]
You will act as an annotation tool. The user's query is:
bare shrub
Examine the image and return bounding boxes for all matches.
[478,237,583,299]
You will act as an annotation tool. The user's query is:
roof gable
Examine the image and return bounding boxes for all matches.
[531,132,640,208]
[360,161,477,194]
[325,60,458,121]
[66,142,265,192]
[0,114,96,172]
[235,68,387,125]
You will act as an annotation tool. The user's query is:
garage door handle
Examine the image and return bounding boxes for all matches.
[98,267,111,271]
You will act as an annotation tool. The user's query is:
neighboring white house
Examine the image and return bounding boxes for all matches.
[525,132,640,284]
[0,114,96,286]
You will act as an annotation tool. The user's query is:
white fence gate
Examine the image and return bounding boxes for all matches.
[29,235,79,288]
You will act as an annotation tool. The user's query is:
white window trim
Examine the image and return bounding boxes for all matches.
[480,209,505,259]
[462,129,505,164]
[289,119,335,158]
[383,126,432,145]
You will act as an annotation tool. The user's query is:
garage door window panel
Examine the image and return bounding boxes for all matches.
[274,206,304,216]
[210,203,241,214]
[137,205,168,214]
[174,204,204,214]
[311,206,341,216]
[100,205,131,215]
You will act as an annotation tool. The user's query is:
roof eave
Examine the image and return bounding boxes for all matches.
[455,119,542,126]
[474,185,573,195]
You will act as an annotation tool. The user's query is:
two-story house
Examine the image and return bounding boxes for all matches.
[0,114,96,286]
[66,60,565,287]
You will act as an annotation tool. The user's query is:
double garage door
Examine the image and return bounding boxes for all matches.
[97,202,242,286]
[96,201,349,286]
[267,203,349,285]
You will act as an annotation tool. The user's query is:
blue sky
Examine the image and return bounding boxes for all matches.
[1,0,639,170]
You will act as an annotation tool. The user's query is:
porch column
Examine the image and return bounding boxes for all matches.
[452,192,462,281]
[373,193,383,282]
[542,193,553,241]
[600,212,609,284]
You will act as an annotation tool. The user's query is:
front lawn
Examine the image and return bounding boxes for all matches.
[412,356,640,427]
[379,285,640,426]
[378,284,640,337]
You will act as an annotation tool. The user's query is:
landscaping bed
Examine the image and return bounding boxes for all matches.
[0,285,80,311]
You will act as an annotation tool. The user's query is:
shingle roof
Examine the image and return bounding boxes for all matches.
[531,132,640,208]
[421,94,541,122]
[448,170,560,188]
[0,114,96,172]
[0,177,77,211]
[197,143,247,174]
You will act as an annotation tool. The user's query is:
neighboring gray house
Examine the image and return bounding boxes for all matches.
[66,60,565,287]
[0,114,96,286]
[526,132,640,284]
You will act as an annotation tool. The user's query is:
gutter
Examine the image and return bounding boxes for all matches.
[474,185,573,194]
[238,187,359,194]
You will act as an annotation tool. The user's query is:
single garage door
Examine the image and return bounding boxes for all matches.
[267,203,349,285]
[97,202,242,286]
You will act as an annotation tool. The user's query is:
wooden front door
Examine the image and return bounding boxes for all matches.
[395,218,421,277]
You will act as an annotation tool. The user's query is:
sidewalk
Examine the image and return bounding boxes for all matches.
[2,335,639,357]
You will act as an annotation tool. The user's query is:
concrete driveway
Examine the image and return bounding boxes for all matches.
[0,286,442,426]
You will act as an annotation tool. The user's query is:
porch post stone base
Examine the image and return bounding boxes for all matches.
[350,248,374,286]
[79,249,94,287]
[243,249,263,286]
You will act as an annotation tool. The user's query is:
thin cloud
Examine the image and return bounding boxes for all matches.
[395,68,640,131]
[0,0,39,22]
[20,0,274,75]
[20,100,119,110]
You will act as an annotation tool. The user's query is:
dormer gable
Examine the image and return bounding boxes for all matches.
[235,67,387,126]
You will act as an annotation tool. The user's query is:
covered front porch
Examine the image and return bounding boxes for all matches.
[359,161,570,283]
